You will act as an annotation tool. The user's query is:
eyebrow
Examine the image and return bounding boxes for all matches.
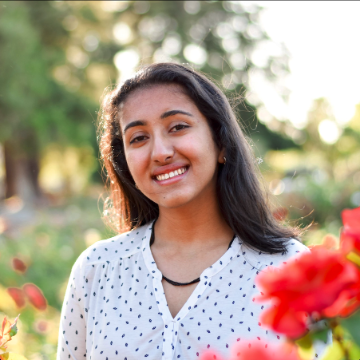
[123,120,145,135]
[123,109,193,134]
[160,109,193,119]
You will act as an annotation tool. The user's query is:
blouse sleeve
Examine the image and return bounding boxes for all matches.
[57,257,87,360]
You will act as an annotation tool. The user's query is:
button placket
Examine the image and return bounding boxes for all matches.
[142,223,175,360]
[160,318,178,360]
[142,224,243,359]
[171,319,180,358]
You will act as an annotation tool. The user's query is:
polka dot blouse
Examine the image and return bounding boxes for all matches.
[57,221,324,360]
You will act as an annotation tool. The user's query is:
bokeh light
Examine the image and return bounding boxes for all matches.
[183,44,207,66]
[318,119,342,145]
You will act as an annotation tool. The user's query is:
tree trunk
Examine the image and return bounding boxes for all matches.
[3,138,43,204]
[4,141,17,199]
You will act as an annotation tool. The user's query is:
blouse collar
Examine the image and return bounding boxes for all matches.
[142,221,241,282]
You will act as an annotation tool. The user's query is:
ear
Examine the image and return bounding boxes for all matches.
[218,147,226,164]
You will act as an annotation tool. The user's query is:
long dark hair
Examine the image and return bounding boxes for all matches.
[98,62,299,253]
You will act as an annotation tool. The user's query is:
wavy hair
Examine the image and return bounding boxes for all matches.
[98,63,299,253]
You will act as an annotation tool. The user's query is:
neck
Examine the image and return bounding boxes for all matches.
[154,198,233,253]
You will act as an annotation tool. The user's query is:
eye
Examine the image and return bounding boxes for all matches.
[129,135,147,144]
[170,124,189,132]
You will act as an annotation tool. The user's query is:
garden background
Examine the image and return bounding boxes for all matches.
[0,1,360,359]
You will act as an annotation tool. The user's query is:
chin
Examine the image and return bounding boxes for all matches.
[153,191,196,210]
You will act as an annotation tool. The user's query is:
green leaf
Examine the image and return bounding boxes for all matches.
[311,328,330,344]
[9,324,18,337]
[340,310,360,346]
[296,333,313,349]
[349,341,360,360]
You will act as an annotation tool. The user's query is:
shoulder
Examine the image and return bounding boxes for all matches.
[241,238,309,270]
[73,222,151,271]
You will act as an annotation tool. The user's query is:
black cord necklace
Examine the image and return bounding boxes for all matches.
[149,224,235,286]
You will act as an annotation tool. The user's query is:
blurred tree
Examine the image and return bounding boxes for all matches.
[0,1,297,203]
[0,1,96,202]
[264,97,360,237]
[47,0,296,151]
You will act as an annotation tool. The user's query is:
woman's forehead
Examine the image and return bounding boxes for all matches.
[119,84,195,122]
[124,83,189,104]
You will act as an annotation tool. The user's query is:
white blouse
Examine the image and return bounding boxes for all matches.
[57,221,319,360]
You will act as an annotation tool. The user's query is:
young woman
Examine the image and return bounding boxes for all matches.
[57,63,308,360]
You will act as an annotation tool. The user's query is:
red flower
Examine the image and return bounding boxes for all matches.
[200,341,301,360]
[259,304,308,339]
[23,283,47,311]
[256,247,360,338]
[11,258,27,273]
[322,276,360,318]
[341,207,360,254]
[273,207,288,222]
[7,288,26,308]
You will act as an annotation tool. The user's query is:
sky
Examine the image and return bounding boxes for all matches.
[251,1,360,130]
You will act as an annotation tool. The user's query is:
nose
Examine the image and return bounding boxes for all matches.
[151,133,174,163]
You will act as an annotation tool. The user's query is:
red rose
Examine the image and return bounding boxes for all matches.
[259,303,308,339]
[7,287,26,308]
[200,341,301,360]
[11,258,27,273]
[256,247,360,338]
[23,283,47,311]
[322,276,360,318]
[341,207,360,254]
[230,341,301,360]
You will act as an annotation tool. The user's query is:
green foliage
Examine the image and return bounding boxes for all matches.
[341,311,360,347]
[0,196,110,308]
[311,328,330,344]
[0,195,112,359]
[0,2,97,150]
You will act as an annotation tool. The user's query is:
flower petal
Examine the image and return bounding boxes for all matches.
[231,340,301,360]
[11,258,27,273]
[260,304,308,339]
[23,283,47,311]
[7,288,26,309]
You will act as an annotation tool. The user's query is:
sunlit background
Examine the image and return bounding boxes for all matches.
[0,1,359,359]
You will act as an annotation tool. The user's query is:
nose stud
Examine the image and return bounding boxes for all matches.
[223,157,226,165]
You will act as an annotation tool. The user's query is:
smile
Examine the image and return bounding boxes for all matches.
[155,167,188,181]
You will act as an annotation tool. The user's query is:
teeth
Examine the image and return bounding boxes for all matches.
[156,167,187,181]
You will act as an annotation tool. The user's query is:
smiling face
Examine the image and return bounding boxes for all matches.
[119,84,225,211]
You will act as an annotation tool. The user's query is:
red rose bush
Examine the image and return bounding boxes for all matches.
[341,207,360,255]
[200,341,301,360]
[255,247,360,338]
[201,207,360,359]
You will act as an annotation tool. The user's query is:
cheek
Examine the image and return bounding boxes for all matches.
[125,149,149,181]
[182,132,218,164]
